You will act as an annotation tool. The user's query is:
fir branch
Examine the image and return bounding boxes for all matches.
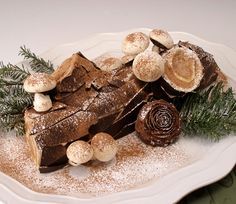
[0,82,33,135]
[0,88,33,115]
[0,62,29,85]
[175,83,236,140]
[0,62,33,135]
[19,45,54,74]
[0,114,25,136]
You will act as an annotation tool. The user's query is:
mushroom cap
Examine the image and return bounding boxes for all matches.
[122,32,150,55]
[121,55,135,66]
[91,132,118,162]
[132,50,164,82]
[23,73,56,93]
[66,140,93,166]
[96,56,123,72]
[149,29,174,49]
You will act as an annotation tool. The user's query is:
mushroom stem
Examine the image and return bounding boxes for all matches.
[33,93,52,112]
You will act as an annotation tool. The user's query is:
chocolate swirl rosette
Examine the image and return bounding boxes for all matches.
[135,100,181,147]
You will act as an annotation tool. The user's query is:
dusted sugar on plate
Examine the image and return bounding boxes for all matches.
[0,132,193,196]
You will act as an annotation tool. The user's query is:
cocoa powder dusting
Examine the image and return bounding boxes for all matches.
[0,132,191,197]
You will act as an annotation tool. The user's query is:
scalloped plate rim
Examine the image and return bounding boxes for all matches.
[1,28,236,204]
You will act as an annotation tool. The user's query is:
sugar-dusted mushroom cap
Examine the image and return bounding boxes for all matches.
[23,73,56,93]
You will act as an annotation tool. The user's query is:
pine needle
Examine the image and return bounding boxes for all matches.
[19,45,54,74]
[0,62,29,85]
[0,62,33,135]
[175,82,236,140]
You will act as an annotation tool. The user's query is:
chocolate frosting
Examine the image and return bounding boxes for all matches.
[135,100,181,147]
[25,52,150,172]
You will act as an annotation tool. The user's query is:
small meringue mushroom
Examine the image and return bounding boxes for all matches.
[149,29,174,50]
[152,45,161,54]
[132,50,165,82]
[122,32,150,55]
[91,132,118,162]
[96,56,123,72]
[23,72,56,93]
[33,93,52,112]
[121,54,135,66]
[66,140,93,166]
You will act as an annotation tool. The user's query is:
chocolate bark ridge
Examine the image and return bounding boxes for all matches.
[135,100,181,147]
[52,52,98,83]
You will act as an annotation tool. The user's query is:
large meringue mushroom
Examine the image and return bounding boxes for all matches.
[132,50,164,82]
[66,140,94,166]
[162,47,204,93]
[149,29,174,50]
[95,56,123,72]
[23,72,56,93]
[122,32,150,55]
[91,132,118,162]
[23,72,56,112]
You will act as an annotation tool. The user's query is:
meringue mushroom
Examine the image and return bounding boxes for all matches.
[23,72,56,113]
[121,55,135,66]
[96,56,123,72]
[33,93,52,112]
[149,29,174,49]
[132,50,164,82]
[162,47,204,93]
[91,132,118,162]
[152,45,161,54]
[23,72,56,93]
[122,32,150,55]
[66,140,93,166]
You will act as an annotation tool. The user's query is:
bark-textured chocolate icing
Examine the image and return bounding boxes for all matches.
[24,52,150,172]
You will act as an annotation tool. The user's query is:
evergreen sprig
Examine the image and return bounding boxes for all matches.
[19,45,54,74]
[0,62,29,85]
[0,62,33,135]
[176,82,236,140]
[0,47,54,135]
[0,114,25,135]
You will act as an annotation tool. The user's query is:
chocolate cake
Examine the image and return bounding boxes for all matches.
[24,35,225,173]
[24,52,151,173]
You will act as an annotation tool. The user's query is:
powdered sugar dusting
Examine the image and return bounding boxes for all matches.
[0,132,192,197]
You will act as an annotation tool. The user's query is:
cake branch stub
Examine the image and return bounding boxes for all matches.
[162,47,204,93]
